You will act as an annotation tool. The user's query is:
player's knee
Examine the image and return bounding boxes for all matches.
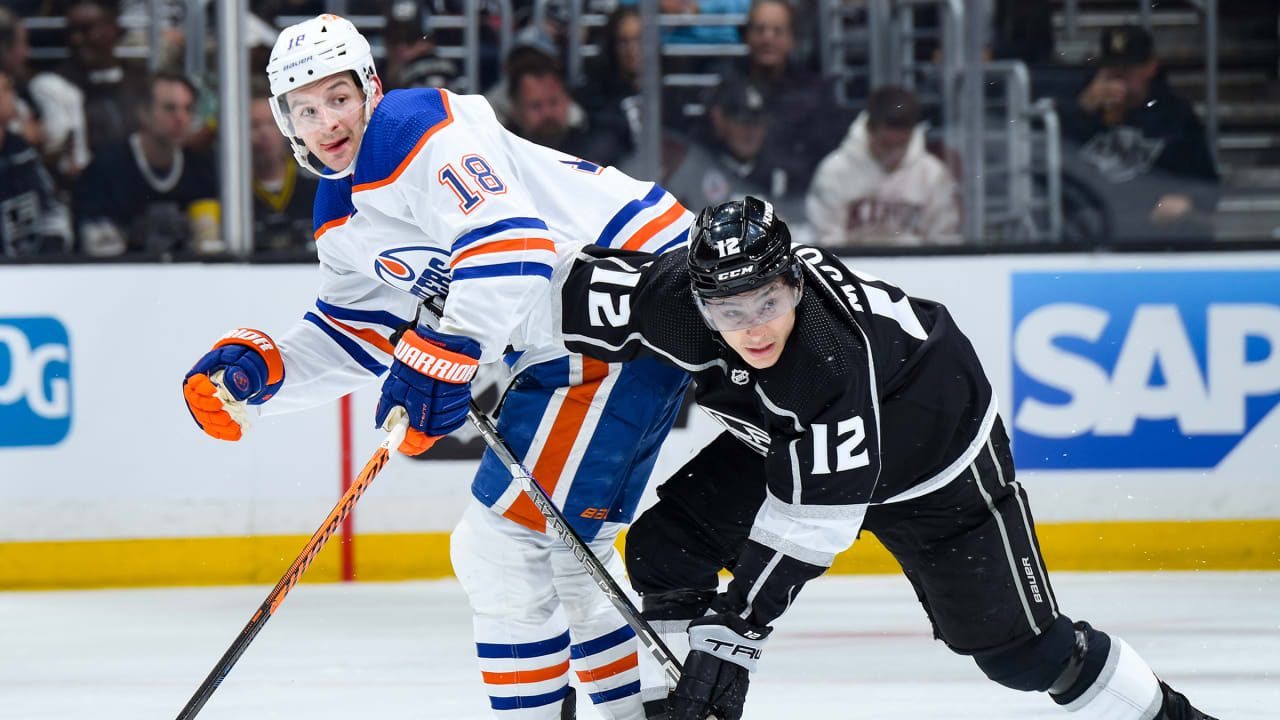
[972,615,1079,692]
[624,504,687,594]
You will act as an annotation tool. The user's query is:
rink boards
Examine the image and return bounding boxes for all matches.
[2,251,1279,589]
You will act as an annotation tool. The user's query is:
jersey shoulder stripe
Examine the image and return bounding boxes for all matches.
[313,176,355,239]
[595,183,666,247]
[351,87,454,194]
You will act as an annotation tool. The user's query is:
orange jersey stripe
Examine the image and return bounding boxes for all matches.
[314,215,349,241]
[451,237,555,269]
[575,652,638,683]
[352,92,455,194]
[322,315,395,356]
[502,357,611,531]
[481,659,571,686]
[621,201,686,251]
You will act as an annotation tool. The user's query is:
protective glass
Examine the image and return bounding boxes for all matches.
[695,277,801,332]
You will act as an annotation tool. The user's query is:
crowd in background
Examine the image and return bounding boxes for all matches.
[0,0,1234,259]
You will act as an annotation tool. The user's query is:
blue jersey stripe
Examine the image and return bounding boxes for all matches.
[587,680,641,705]
[452,262,553,282]
[489,685,570,710]
[654,227,690,254]
[595,183,666,247]
[315,300,408,331]
[453,217,550,253]
[476,630,571,659]
[303,313,387,376]
[570,625,636,659]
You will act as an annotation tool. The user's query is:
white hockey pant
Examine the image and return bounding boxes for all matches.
[451,500,644,720]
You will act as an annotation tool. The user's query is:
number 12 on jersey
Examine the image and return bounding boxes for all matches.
[438,154,506,214]
[587,266,641,327]
[811,416,869,473]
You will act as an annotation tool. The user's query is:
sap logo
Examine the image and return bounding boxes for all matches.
[0,317,72,447]
[1011,271,1280,469]
[373,246,451,301]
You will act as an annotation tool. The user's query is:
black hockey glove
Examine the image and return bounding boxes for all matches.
[668,613,771,720]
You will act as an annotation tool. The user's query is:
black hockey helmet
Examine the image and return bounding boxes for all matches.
[688,196,802,331]
[688,196,797,298]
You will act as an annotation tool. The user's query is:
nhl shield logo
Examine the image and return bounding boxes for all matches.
[730,369,750,385]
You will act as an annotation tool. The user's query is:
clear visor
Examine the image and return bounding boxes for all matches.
[274,90,367,136]
[695,277,802,332]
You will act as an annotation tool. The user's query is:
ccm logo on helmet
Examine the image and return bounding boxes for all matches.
[717,264,756,281]
[393,342,478,383]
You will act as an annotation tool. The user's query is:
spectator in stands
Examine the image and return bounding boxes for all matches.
[1057,25,1220,242]
[806,85,961,247]
[626,73,804,221]
[507,54,627,167]
[73,70,217,257]
[249,76,317,255]
[0,69,72,257]
[0,7,42,148]
[577,6,646,156]
[485,25,582,127]
[29,0,148,191]
[708,0,849,195]
[382,0,462,93]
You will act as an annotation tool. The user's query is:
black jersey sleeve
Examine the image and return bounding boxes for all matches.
[559,244,715,370]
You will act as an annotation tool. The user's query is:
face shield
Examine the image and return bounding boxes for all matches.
[694,275,802,332]
[268,74,373,179]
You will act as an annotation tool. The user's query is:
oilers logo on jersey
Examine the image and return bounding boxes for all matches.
[374,246,452,299]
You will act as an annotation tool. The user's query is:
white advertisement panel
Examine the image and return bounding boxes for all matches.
[3,251,1279,548]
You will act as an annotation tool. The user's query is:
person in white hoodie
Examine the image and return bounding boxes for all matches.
[806,86,961,247]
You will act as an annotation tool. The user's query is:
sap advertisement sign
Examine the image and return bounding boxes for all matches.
[0,317,72,447]
[1011,271,1280,470]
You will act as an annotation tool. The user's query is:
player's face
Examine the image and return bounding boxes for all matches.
[704,278,799,369]
[284,74,370,172]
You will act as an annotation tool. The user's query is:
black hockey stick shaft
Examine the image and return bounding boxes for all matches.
[175,416,409,719]
[465,400,686,687]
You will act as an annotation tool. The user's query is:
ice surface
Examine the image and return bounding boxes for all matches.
[2,571,1276,719]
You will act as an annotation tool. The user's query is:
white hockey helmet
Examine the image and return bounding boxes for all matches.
[265,14,379,179]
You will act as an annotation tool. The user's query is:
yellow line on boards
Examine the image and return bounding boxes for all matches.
[1,520,1277,591]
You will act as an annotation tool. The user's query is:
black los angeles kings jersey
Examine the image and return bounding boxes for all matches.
[557,243,997,627]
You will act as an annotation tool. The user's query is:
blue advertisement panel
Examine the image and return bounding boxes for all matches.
[1011,271,1280,469]
[0,316,73,447]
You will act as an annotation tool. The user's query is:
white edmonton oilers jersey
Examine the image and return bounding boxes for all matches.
[263,87,692,414]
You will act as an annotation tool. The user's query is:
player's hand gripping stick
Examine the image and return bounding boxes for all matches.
[375,323,481,455]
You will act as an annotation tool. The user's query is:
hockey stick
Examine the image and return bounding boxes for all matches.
[465,399,687,687]
[175,412,409,720]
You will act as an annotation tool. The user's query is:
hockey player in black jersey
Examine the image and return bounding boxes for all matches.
[556,197,1217,720]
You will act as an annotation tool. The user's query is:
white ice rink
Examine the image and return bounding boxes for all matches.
[3,571,1277,719]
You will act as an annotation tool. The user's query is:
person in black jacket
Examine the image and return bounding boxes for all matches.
[1057,25,1220,243]
[0,69,71,257]
[556,196,1220,720]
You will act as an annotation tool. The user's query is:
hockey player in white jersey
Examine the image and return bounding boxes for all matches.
[179,15,692,718]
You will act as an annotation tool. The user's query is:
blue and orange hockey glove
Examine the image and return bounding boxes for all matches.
[374,324,480,455]
[182,328,285,441]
